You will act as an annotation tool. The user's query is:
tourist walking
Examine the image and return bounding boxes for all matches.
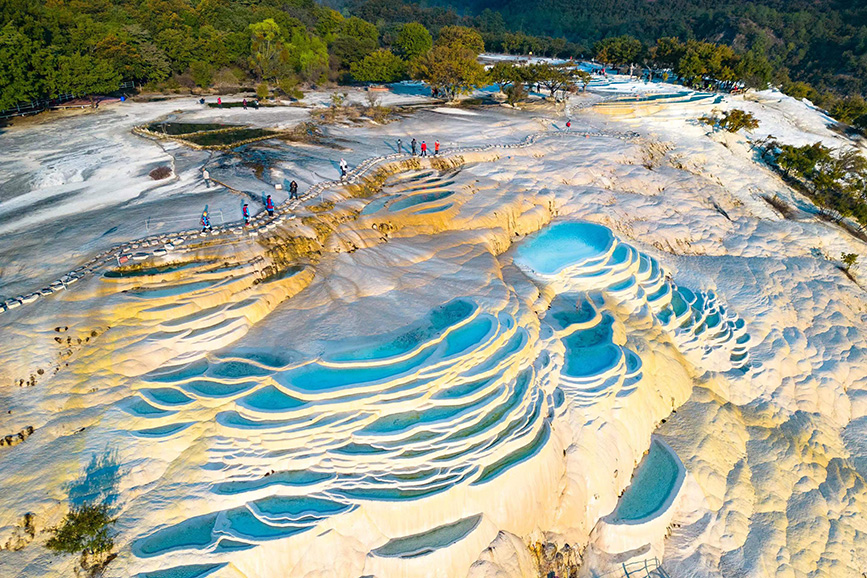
[340,158,348,179]
[201,208,212,232]
[397,138,402,153]
[289,180,299,199]
[566,119,571,129]
[411,138,417,156]
[217,97,222,107]
[266,194,274,216]
[434,140,440,156]
[420,141,427,156]
[242,203,250,225]
[243,98,248,110]
[202,168,210,188]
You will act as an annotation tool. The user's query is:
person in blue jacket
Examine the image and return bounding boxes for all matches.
[201,208,212,232]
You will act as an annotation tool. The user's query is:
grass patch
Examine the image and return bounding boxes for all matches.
[182,128,276,147]
[144,122,240,135]
[308,200,335,213]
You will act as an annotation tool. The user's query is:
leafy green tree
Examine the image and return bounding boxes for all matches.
[51,53,120,102]
[831,96,867,124]
[156,27,195,74]
[490,61,519,92]
[736,49,773,90]
[531,63,576,98]
[652,37,685,68]
[315,8,344,40]
[0,24,44,109]
[776,142,832,179]
[249,19,284,81]
[412,45,488,100]
[435,26,484,56]
[286,27,329,81]
[594,35,643,65]
[341,16,378,45]
[575,69,591,91]
[190,61,214,88]
[395,22,432,61]
[330,35,375,70]
[351,49,406,83]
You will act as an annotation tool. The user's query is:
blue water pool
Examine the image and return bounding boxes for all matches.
[372,514,482,558]
[515,222,614,276]
[613,439,681,521]
[389,190,454,212]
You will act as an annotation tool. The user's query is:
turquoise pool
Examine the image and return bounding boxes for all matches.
[613,439,681,522]
[515,222,614,276]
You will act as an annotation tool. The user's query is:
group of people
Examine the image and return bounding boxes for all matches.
[198,97,259,109]
[200,180,300,232]
[396,138,440,157]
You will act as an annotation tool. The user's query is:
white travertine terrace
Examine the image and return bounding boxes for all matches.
[1,78,866,578]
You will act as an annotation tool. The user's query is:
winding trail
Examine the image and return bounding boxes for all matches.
[0,126,639,314]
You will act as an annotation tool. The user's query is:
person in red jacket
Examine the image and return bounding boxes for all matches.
[242,203,250,224]
[420,141,427,157]
[266,194,274,216]
[434,140,440,156]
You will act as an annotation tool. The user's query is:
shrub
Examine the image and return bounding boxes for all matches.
[700,109,759,133]
[149,166,172,180]
[256,82,269,100]
[46,504,115,557]
[278,77,303,100]
[842,252,858,271]
[190,61,215,88]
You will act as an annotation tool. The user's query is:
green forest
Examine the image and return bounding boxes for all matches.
[1,0,865,123]
[403,0,867,95]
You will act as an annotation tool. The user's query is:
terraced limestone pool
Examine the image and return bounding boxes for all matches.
[122,220,750,576]
[612,439,682,522]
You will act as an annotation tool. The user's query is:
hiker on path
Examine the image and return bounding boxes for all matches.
[397,138,402,153]
[420,141,427,156]
[243,99,248,110]
[340,158,348,179]
[434,141,440,156]
[289,180,299,199]
[202,169,211,188]
[266,194,274,216]
[242,203,250,225]
[217,97,222,107]
[411,138,417,156]
[566,119,571,129]
[201,208,212,232]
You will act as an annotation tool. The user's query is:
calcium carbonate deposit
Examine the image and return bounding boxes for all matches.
[1,75,866,578]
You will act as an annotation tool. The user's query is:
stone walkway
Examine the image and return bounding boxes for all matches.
[0,127,640,314]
